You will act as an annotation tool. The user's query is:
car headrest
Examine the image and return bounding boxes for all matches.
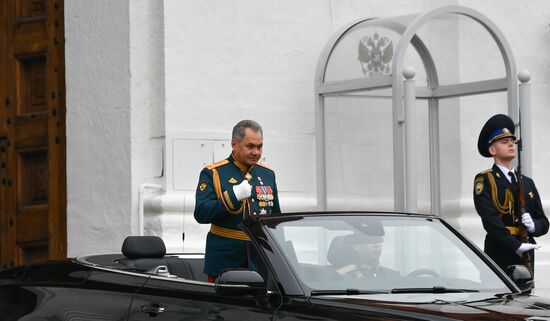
[122,236,166,258]
[327,234,354,266]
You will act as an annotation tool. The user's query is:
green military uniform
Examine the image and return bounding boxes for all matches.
[194,154,281,278]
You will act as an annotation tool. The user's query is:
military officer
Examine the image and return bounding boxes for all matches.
[194,120,281,282]
[473,114,548,275]
[332,222,399,279]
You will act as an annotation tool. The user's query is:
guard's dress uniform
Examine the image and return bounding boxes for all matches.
[474,114,549,274]
[473,165,548,271]
[194,154,280,278]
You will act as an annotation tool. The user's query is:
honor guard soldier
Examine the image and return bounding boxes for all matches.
[473,114,548,275]
[194,120,281,282]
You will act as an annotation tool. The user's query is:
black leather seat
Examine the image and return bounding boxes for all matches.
[118,236,169,271]
[327,234,355,266]
[165,256,207,282]
[118,236,206,281]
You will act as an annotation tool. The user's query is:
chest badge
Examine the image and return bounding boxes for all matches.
[228,178,237,184]
[256,185,274,207]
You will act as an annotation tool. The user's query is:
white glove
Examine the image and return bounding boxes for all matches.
[522,213,536,233]
[232,180,252,201]
[515,243,541,257]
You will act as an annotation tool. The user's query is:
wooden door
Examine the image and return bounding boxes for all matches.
[0,0,66,268]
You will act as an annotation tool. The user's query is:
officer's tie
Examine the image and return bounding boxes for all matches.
[509,171,518,194]
[509,170,517,186]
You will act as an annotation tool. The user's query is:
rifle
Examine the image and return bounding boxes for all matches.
[515,129,532,271]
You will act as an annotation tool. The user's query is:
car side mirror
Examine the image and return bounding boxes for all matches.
[506,264,533,293]
[215,269,266,296]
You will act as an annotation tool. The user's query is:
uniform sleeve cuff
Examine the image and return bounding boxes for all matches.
[223,188,241,211]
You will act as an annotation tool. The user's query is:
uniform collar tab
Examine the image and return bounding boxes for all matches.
[229,153,253,173]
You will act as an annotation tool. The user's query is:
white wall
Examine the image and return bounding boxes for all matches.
[129,0,166,236]
[65,0,168,256]
[65,0,132,256]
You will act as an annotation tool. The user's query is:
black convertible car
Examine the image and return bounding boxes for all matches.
[1,212,549,320]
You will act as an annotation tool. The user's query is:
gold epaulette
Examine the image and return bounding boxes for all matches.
[207,159,229,170]
[336,264,357,275]
[479,168,493,175]
[255,162,273,171]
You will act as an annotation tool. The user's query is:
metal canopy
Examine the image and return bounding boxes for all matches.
[314,6,522,213]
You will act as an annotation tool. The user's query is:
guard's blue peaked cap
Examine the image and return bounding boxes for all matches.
[477,114,516,158]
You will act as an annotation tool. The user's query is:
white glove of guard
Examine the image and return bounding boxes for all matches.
[515,243,541,258]
[522,213,536,233]
[232,180,252,201]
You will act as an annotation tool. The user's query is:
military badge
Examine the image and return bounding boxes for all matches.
[256,186,263,200]
[199,182,207,192]
[474,177,484,195]
[228,178,237,184]
[256,186,274,205]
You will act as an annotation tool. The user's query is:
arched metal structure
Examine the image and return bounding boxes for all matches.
[314,6,524,213]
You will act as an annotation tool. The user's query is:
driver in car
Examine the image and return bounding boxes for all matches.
[332,222,399,279]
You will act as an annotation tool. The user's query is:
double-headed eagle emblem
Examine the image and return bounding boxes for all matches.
[358,31,393,77]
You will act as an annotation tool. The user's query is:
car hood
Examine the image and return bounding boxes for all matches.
[311,292,550,320]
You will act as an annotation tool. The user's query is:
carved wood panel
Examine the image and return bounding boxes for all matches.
[0,0,65,268]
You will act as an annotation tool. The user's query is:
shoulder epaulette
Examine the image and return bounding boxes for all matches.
[336,264,357,276]
[255,162,273,171]
[206,159,229,170]
[479,168,493,175]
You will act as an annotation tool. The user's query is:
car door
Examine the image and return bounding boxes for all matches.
[0,261,148,320]
[77,267,150,320]
[128,275,274,321]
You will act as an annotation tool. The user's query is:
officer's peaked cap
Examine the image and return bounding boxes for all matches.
[345,220,385,245]
[477,114,516,158]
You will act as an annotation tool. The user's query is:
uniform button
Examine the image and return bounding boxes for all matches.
[253,212,257,215]
[251,199,255,203]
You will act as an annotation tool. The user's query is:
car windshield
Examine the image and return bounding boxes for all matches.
[263,214,510,294]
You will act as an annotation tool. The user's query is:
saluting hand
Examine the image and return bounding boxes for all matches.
[233,180,252,201]
[522,213,536,233]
